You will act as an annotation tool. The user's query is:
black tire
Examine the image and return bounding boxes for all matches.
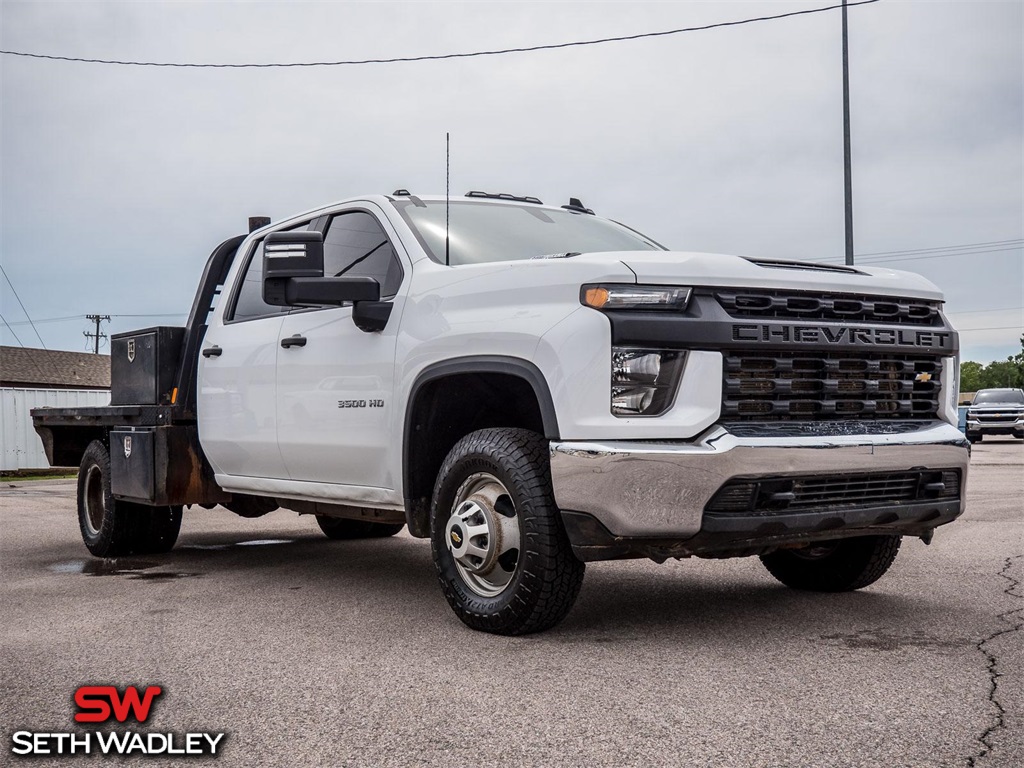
[316,516,404,539]
[135,505,183,554]
[430,428,585,635]
[224,495,278,518]
[760,535,901,592]
[967,433,982,444]
[77,440,182,557]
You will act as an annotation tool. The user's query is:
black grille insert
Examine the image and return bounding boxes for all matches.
[707,469,961,514]
[722,351,942,421]
[717,290,941,326]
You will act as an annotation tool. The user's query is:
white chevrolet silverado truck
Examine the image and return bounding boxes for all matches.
[33,191,970,635]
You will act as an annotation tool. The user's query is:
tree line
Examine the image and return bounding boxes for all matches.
[959,334,1024,395]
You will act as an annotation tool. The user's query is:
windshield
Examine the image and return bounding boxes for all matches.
[392,200,663,265]
[973,390,1024,405]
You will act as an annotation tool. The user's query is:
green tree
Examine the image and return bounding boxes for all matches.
[958,335,1024,395]
[959,360,984,393]
[980,360,1023,389]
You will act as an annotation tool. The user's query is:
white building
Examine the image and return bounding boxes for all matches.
[1,346,110,470]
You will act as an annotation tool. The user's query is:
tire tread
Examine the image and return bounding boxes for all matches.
[431,428,584,635]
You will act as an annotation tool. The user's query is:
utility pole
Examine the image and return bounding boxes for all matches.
[84,314,110,354]
[842,0,855,266]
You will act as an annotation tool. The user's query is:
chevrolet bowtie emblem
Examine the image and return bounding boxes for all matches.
[915,372,933,383]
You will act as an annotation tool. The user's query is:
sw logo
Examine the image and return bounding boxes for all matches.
[127,339,136,363]
[123,436,132,459]
[9,685,226,758]
[74,685,161,723]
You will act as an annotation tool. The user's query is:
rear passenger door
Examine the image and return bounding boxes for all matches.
[197,224,308,482]
[275,207,406,492]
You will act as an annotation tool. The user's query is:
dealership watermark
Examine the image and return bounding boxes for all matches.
[10,686,226,757]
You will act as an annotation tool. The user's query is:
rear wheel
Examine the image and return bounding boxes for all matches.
[316,516,404,539]
[760,535,901,592]
[430,428,585,635]
[77,440,181,557]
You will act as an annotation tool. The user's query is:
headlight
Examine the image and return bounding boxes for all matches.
[582,284,691,311]
[611,347,685,416]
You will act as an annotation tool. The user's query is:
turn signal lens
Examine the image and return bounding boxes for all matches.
[583,287,610,308]
[581,284,691,311]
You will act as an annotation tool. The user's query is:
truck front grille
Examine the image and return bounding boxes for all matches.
[716,290,941,326]
[706,469,961,514]
[722,351,942,421]
[973,413,1021,424]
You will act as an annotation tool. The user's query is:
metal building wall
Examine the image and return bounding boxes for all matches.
[0,388,110,470]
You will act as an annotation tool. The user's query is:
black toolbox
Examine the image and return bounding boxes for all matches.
[110,326,185,405]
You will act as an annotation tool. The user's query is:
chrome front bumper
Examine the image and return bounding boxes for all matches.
[549,421,969,539]
[966,416,1024,434]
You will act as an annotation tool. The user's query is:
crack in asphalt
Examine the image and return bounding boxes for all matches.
[967,554,1023,767]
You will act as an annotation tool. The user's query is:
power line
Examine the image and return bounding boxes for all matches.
[814,241,1023,266]
[957,326,1024,333]
[4,315,83,326]
[0,313,26,347]
[111,313,184,318]
[948,307,1024,316]
[855,246,1023,265]
[84,314,110,354]
[0,264,46,349]
[855,238,1024,258]
[0,1,880,68]
[5,312,184,326]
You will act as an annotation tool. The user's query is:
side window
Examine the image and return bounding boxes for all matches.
[230,222,310,322]
[322,211,403,298]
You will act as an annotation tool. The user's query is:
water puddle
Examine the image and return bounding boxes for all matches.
[48,539,295,579]
[48,558,198,580]
[178,538,295,551]
[236,539,293,547]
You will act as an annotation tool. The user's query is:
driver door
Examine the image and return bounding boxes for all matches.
[275,208,406,491]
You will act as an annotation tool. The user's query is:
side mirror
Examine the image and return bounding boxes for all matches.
[263,231,380,307]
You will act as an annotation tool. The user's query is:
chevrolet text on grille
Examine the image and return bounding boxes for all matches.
[731,324,953,348]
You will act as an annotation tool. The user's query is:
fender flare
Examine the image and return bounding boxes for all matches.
[401,355,560,536]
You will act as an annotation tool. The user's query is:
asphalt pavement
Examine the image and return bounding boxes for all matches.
[2,441,1021,767]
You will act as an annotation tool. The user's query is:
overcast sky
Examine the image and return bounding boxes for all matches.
[1,0,1021,362]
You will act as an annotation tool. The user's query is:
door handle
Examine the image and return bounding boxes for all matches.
[281,334,307,349]
[202,345,223,358]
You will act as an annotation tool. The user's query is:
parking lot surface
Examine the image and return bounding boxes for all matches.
[2,441,1021,767]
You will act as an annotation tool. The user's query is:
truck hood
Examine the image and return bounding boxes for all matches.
[565,251,946,302]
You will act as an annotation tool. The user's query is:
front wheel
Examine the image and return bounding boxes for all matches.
[760,535,901,592]
[78,440,182,557]
[430,428,585,635]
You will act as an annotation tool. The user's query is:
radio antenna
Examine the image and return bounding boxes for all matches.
[445,131,450,266]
